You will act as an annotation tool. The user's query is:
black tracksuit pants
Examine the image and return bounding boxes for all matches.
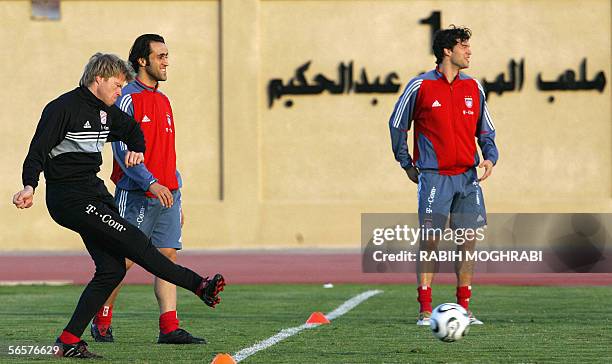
[45,177,203,337]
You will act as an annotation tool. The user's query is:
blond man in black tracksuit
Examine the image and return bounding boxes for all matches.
[12,53,225,359]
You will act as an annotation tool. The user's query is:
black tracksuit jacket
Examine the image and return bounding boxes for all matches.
[22,86,145,189]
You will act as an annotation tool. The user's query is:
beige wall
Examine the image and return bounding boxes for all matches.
[0,0,610,250]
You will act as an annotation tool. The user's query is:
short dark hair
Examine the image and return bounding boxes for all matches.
[432,25,472,64]
[128,34,165,72]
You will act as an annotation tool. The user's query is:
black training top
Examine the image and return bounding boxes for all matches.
[22,86,145,190]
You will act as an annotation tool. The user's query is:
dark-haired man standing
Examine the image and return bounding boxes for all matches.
[90,34,207,344]
[389,26,498,326]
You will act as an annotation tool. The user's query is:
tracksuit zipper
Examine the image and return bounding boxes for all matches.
[450,84,458,168]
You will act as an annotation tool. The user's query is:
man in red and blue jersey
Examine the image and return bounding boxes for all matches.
[389,26,498,326]
[90,34,220,344]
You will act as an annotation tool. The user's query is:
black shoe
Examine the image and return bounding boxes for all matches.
[196,274,225,308]
[90,323,114,343]
[54,339,102,359]
[157,328,207,344]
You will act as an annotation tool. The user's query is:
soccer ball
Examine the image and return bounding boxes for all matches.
[430,303,470,342]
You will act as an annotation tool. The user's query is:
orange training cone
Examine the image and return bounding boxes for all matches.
[211,353,236,364]
[306,311,330,324]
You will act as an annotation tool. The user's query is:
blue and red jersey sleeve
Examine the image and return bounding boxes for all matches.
[389,77,423,169]
[475,81,499,165]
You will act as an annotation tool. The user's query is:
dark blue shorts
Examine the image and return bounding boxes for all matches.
[417,168,486,230]
[115,187,182,250]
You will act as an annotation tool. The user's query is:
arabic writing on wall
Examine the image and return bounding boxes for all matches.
[266,11,607,109]
[267,61,400,108]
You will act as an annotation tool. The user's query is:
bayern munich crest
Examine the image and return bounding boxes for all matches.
[464,97,473,109]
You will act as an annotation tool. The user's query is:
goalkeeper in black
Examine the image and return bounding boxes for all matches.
[12,53,225,359]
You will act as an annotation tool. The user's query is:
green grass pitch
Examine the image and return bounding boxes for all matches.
[0,284,611,363]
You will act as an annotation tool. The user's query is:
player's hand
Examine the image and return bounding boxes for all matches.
[124,151,144,167]
[149,182,173,208]
[13,186,34,209]
[478,160,494,182]
[180,207,185,228]
[404,166,420,184]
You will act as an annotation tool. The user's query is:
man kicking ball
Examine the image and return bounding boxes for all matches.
[13,52,225,358]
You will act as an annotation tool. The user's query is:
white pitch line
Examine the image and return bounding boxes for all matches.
[233,289,383,363]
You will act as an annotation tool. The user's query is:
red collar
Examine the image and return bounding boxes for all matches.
[435,65,461,85]
[135,77,159,91]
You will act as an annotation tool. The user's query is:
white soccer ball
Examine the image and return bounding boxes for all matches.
[430,303,470,342]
